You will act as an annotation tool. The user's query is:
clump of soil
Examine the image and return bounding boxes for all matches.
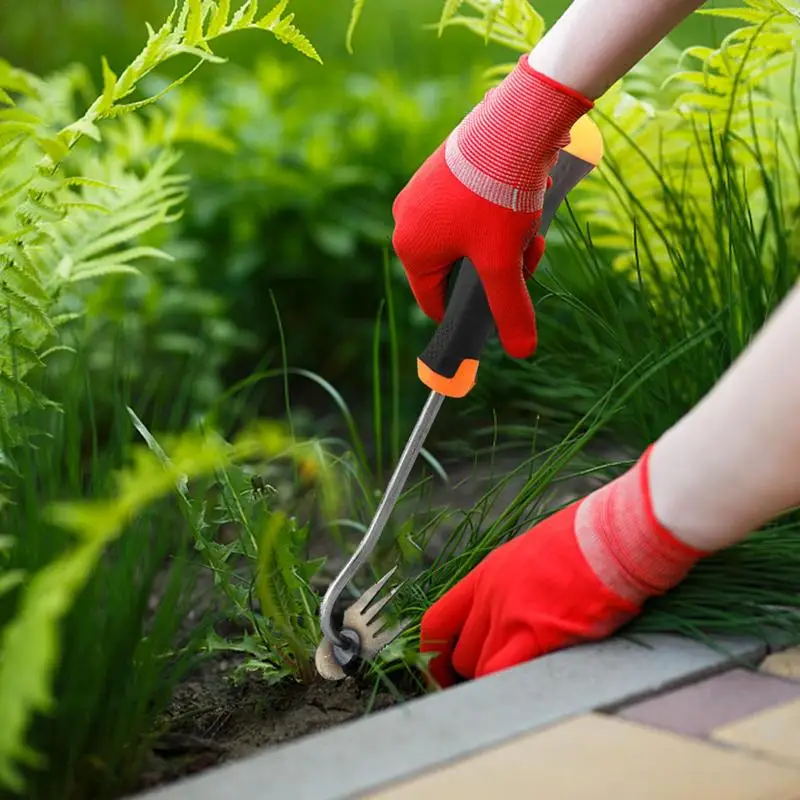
[135,654,406,793]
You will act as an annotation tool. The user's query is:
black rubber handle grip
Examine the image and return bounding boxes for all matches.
[417,149,597,398]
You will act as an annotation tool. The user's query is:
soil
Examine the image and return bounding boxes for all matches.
[134,657,403,794]
[133,435,636,796]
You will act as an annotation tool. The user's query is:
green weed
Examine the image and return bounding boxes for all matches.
[130,404,334,686]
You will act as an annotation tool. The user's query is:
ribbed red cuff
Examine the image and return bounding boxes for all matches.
[638,444,711,561]
[516,54,595,111]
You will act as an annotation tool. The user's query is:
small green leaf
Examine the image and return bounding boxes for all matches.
[185,0,206,45]
[35,135,70,163]
[271,16,322,63]
[0,109,40,125]
[105,61,205,117]
[257,0,288,29]
[98,57,118,113]
[63,117,102,142]
[208,0,231,36]
[438,0,464,36]
[697,7,773,22]
[231,0,259,29]
[65,264,142,283]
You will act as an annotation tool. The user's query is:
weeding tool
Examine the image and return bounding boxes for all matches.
[315,116,604,681]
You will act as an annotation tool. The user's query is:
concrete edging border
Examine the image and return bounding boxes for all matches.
[139,634,766,800]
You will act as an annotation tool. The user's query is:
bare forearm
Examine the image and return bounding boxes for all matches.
[650,283,800,551]
[528,0,706,98]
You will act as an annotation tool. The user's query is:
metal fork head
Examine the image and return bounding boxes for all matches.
[316,566,409,681]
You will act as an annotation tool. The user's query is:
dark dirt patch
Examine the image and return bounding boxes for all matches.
[135,654,405,794]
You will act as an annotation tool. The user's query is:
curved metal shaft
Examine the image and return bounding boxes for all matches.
[319,390,445,647]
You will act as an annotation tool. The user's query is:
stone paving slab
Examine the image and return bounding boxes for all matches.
[367,647,800,799]
[714,697,800,768]
[364,713,800,800]
[761,645,800,681]
[139,634,764,800]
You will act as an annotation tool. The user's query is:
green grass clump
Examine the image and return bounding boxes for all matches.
[0,353,201,800]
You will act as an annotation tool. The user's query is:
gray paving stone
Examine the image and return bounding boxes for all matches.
[138,634,765,800]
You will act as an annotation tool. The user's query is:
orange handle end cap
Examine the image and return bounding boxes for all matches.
[564,115,603,167]
[417,358,479,399]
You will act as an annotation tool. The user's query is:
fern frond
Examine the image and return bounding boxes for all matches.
[0,283,54,334]
[267,15,321,62]
[435,0,545,52]
[34,0,319,170]
[438,0,464,36]
[230,0,260,29]
[66,247,173,284]
[0,254,49,303]
[561,0,800,283]
[208,0,233,37]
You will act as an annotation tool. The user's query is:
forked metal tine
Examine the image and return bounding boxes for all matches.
[344,568,408,658]
[346,565,399,617]
[363,617,411,656]
[361,583,403,629]
[315,567,409,680]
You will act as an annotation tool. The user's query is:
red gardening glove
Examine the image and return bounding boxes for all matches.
[419,447,708,688]
[392,55,593,359]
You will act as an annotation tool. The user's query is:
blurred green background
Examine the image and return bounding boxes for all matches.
[0,0,730,77]
[0,0,735,439]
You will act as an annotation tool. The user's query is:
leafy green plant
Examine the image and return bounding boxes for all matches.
[0,399,334,793]
[433,0,799,443]
[399,430,800,668]
[575,0,800,276]
[0,1,329,793]
[178,265,453,683]
[435,0,546,52]
[0,0,320,443]
[130,405,333,686]
[391,348,800,673]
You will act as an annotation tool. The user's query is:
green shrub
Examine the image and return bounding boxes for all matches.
[0,0,320,442]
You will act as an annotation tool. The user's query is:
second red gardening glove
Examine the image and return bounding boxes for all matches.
[419,447,709,688]
[392,55,593,358]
